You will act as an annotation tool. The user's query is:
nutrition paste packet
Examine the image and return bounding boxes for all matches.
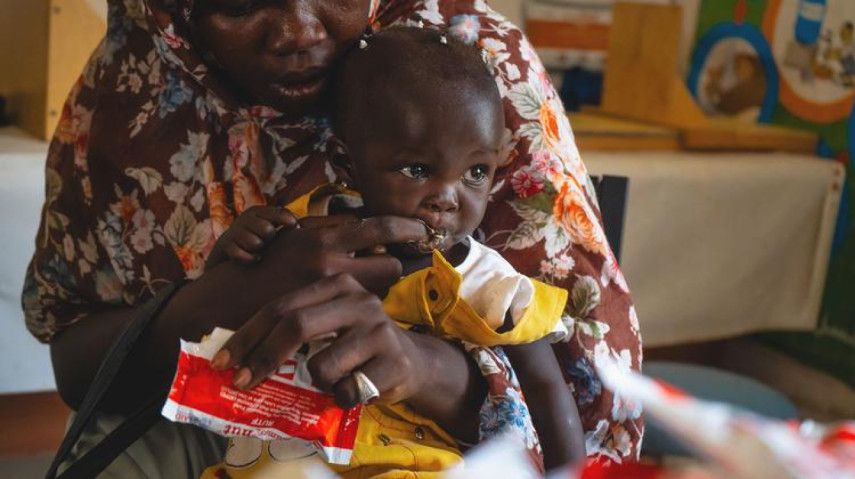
[161,327,362,465]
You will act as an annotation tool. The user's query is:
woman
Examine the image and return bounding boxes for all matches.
[24,0,643,476]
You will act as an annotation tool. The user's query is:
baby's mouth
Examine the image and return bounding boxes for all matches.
[410,220,449,254]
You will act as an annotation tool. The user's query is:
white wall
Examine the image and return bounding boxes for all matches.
[0,128,54,394]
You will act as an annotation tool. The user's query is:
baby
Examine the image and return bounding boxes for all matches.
[204,27,585,477]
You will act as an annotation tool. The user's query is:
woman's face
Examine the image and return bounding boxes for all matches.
[193,0,370,113]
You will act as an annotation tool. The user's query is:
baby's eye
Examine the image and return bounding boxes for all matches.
[399,164,429,179]
[463,165,490,185]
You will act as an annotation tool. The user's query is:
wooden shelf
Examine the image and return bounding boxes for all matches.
[0,0,105,140]
[570,112,680,151]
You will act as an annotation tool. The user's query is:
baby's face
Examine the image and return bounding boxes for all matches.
[348,88,504,253]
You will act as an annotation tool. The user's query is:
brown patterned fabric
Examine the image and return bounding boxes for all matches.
[24,0,643,463]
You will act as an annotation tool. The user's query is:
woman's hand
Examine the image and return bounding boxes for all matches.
[207,267,487,443]
[211,273,428,408]
[244,215,429,300]
[188,215,430,338]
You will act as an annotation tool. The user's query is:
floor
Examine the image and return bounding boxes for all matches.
[0,391,69,478]
[1,338,852,478]
[0,454,53,478]
[647,337,855,421]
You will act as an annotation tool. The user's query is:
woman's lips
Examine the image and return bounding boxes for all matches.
[270,74,326,99]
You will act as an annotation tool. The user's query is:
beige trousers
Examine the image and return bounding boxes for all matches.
[58,413,226,478]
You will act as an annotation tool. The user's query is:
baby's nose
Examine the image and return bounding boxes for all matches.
[424,188,459,213]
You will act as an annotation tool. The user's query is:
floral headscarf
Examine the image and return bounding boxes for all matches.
[24,0,643,466]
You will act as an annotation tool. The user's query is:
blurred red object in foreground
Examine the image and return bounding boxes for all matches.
[580,459,663,479]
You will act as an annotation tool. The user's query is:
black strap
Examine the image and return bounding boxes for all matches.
[45,281,185,479]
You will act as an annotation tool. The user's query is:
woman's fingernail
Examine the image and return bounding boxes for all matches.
[233,368,252,390]
[211,350,230,370]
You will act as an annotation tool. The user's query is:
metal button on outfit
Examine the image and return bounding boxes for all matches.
[428,289,439,301]
[415,427,425,441]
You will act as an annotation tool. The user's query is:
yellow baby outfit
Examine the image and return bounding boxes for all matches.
[201,187,568,479]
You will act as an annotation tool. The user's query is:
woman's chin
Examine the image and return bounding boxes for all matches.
[264,95,319,116]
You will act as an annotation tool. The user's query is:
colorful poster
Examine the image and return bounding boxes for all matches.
[688,0,854,386]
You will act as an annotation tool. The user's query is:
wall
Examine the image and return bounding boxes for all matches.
[0,130,52,394]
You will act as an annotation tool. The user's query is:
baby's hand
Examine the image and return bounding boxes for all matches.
[207,206,298,268]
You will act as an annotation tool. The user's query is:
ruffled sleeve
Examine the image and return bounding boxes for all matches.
[22,80,126,342]
[22,9,195,342]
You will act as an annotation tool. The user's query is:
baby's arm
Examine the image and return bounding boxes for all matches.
[206,206,297,269]
[504,338,586,471]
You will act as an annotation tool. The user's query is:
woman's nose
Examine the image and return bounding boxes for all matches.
[265,7,327,58]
